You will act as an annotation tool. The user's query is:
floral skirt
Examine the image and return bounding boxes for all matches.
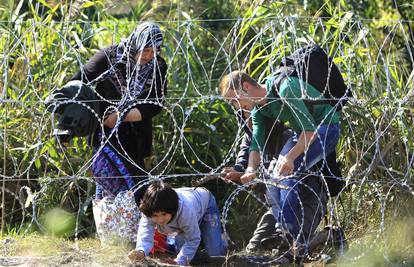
[92,190,141,244]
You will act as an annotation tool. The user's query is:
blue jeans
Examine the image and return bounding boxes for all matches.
[267,123,340,247]
[175,194,227,257]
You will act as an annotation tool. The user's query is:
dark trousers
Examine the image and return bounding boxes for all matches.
[247,210,276,249]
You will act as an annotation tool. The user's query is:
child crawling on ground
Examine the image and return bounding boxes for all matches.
[128,181,227,265]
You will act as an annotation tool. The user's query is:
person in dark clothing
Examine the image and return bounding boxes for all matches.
[71,22,168,202]
[221,110,291,182]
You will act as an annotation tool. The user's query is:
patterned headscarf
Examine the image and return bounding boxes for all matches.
[92,22,163,111]
[115,22,163,65]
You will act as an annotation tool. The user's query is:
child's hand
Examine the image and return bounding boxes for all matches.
[162,257,177,265]
[128,250,145,262]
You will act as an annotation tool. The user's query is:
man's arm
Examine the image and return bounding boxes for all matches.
[277,131,315,175]
[233,132,251,172]
[222,132,251,182]
[222,111,252,182]
[239,108,266,184]
[276,77,318,175]
[286,131,315,161]
[240,150,261,184]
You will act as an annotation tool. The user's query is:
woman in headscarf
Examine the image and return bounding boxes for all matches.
[71,22,168,203]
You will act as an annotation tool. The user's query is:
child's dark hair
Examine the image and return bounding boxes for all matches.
[139,181,179,217]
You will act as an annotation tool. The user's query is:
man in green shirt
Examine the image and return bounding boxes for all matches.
[220,70,341,260]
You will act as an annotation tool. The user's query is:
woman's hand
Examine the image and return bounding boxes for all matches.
[104,112,118,128]
[124,108,142,122]
[128,250,145,262]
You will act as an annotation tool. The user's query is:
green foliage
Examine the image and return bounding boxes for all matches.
[0,1,413,263]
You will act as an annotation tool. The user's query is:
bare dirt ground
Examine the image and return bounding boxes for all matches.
[0,236,328,266]
[0,255,276,267]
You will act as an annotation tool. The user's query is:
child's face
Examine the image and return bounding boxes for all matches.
[151,211,172,226]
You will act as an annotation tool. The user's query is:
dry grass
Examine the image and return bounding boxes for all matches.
[0,235,134,266]
[0,234,324,266]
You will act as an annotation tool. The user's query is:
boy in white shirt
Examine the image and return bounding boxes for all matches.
[128,181,227,265]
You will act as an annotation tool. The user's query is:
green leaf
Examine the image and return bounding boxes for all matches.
[11,0,24,22]
[37,0,52,9]
[181,11,191,21]
[51,3,60,14]
[34,158,41,169]
[49,146,58,158]
[81,1,97,9]
[28,2,41,21]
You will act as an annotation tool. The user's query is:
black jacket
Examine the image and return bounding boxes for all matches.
[71,46,168,160]
[233,112,292,172]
